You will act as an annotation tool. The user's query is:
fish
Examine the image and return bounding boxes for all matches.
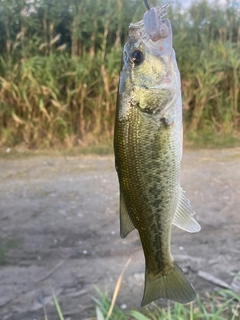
[114,1,201,307]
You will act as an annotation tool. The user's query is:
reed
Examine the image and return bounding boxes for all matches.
[0,0,239,147]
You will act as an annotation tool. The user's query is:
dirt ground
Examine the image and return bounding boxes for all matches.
[0,148,240,320]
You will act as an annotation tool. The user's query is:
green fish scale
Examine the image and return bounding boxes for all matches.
[116,105,180,274]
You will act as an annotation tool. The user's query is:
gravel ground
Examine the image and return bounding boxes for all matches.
[0,148,239,320]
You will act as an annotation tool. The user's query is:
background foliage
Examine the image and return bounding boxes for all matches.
[0,0,239,147]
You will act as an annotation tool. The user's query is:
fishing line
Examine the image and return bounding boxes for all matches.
[143,0,150,10]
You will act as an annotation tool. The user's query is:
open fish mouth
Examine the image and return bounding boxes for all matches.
[128,2,173,54]
[121,1,175,88]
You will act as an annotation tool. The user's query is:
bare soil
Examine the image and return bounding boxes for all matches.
[0,148,240,320]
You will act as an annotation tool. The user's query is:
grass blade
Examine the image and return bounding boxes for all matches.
[106,256,131,320]
[128,310,150,319]
[96,306,105,320]
[52,290,64,320]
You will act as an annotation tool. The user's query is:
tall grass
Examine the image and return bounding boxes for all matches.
[0,0,239,147]
[93,289,240,320]
[0,51,119,147]
[49,288,240,320]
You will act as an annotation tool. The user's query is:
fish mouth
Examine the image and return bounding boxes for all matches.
[128,2,173,56]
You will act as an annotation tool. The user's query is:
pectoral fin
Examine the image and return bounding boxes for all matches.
[120,191,135,238]
[173,188,201,233]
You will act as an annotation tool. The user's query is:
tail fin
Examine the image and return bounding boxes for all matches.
[141,261,196,307]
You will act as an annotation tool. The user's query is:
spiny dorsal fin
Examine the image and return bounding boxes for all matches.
[120,191,135,238]
[172,188,201,233]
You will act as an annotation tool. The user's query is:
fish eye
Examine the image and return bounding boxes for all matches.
[131,50,144,65]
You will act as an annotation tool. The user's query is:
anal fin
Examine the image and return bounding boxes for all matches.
[172,188,201,233]
[120,191,135,238]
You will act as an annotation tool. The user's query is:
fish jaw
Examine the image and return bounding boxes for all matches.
[129,17,173,59]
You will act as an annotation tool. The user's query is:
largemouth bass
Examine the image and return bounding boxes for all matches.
[114,2,201,307]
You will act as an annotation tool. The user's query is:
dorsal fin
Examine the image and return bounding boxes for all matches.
[172,188,201,233]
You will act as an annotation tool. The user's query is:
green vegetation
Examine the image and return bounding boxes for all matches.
[0,0,239,148]
[49,259,240,320]
[94,289,240,320]
[49,288,240,320]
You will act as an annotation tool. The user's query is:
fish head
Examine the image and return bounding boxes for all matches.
[119,6,180,97]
